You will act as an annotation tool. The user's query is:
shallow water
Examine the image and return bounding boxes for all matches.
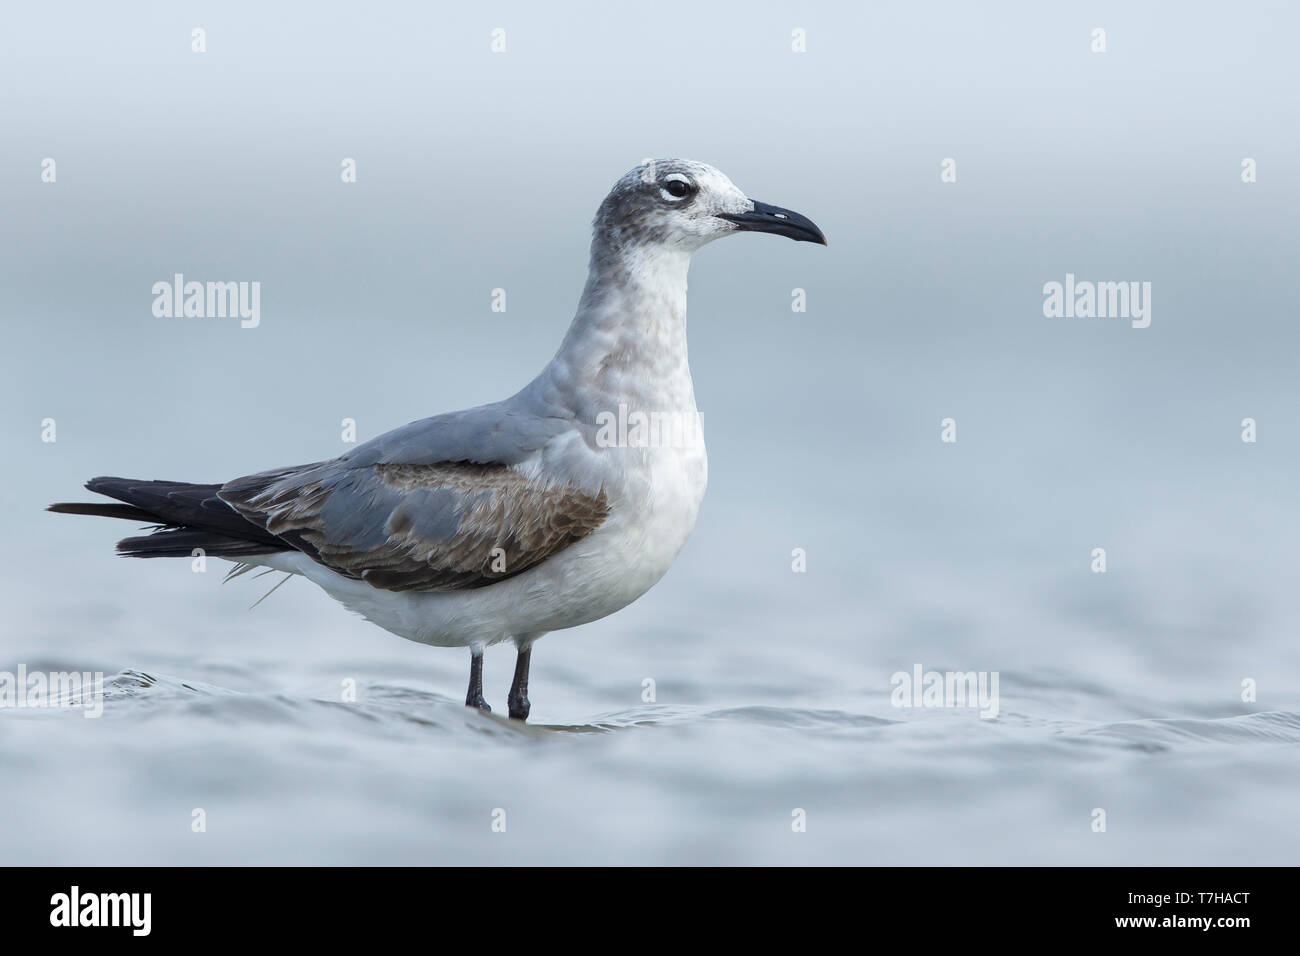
[4,566,1298,866]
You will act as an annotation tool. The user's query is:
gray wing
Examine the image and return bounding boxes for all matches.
[342,397,574,468]
[219,403,609,593]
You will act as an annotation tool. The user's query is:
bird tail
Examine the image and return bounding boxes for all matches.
[49,476,287,559]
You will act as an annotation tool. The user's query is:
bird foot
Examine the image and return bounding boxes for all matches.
[507,695,530,722]
[466,694,492,713]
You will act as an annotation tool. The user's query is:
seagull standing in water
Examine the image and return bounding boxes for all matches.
[50,159,826,721]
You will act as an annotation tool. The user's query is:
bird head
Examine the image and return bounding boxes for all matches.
[593,159,827,253]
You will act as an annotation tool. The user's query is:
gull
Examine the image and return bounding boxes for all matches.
[49,159,826,721]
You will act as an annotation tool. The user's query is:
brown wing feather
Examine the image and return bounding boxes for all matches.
[222,461,609,593]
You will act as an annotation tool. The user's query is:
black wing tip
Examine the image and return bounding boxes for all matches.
[47,501,160,522]
[49,478,142,515]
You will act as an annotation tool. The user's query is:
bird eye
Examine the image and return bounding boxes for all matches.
[661,178,694,199]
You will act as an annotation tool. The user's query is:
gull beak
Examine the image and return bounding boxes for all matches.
[719,200,827,245]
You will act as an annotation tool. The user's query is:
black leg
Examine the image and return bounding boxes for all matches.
[465,648,490,712]
[507,645,532,721]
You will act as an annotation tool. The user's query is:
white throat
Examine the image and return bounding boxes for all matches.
[550,238,697,415]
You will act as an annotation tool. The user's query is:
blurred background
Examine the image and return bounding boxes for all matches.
[2,0,1298,864]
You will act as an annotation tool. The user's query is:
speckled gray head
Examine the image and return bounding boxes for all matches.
[593,159,827,253]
